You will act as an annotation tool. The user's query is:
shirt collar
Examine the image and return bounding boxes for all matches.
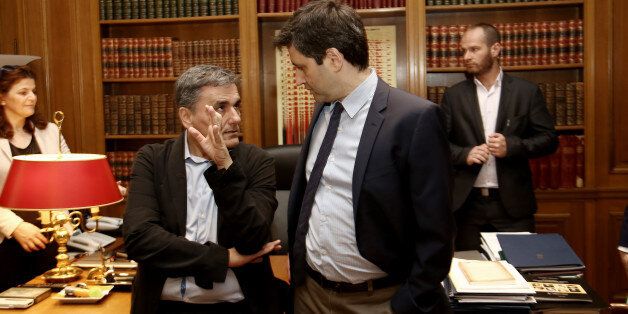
[184,130,211,164]
[337,68,378,118]
[473,68,504,91]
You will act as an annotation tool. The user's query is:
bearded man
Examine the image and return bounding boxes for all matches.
[441,23,558,251]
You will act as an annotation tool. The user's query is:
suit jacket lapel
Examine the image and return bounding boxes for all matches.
[167,133,188,236]
[352,78,387,214]
[495,73,513,133]
[464,80,486,143]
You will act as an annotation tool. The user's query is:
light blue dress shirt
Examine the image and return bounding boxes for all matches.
[305,69,388,283]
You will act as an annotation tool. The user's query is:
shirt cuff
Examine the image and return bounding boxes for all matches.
[618,246,628,253]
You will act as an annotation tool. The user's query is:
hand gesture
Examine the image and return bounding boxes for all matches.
[228,240,282,268]
[488,133,507,158]
[187,105,233,170]
[12,222,48,252]
[466,143,490,165]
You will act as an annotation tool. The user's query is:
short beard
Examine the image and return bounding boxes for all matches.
[467,53,495,76]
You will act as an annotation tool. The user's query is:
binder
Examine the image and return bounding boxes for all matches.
[497,233,585,273]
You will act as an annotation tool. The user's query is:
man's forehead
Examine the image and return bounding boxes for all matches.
[199,85,240,99]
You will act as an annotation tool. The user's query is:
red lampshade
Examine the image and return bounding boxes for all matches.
[0,154,123,210]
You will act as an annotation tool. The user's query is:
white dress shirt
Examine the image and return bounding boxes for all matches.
[473,70,504,188]
[161,131,244,303]
[305,69,387,284]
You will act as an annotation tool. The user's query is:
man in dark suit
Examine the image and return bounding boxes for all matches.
[274,1,454,313]
[441,23,558,251]
[122,65,281,314]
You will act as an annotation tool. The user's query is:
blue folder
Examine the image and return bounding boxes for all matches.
[497,233,585,272]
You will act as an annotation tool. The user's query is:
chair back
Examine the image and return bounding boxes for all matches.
[265,144,302,254]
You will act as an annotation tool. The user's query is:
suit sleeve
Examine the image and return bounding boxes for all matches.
[505,86,558,158]
[122,145,229,284]
[205,147,277,255]
[391,105,455,313]
[441,90,472,166]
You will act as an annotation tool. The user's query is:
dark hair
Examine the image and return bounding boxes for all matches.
[0,65,47,139]
[175,64,240,110]
[468,23,501,46]
[273,0,369,71]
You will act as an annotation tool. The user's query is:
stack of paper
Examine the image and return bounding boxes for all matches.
[480,232,532,261]
[447,258,536,304]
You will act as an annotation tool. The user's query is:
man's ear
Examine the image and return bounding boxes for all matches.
[490,42,502,58]
[325,48,344,72]
[178,107,192,129]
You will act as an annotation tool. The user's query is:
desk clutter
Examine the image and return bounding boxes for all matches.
[0,239,136,309]
[446,232,605,312]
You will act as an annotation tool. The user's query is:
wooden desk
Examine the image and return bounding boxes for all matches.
[0,255,289,313]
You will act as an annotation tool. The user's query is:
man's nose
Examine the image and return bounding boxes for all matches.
[227,107,241,124]
[463,50,472,60]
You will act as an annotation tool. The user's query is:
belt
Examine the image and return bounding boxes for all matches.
[472,187,499,198]
[306,265,398,293]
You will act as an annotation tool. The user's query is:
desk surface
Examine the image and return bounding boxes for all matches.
[0,255,608,313]
[0,255,289,313]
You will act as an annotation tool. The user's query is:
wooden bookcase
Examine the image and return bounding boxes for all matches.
[100,15,241,152]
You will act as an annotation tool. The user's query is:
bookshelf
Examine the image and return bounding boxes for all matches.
[420,0,588,192]
[98,1,242,185]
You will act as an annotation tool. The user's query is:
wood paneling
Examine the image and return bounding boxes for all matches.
[610,0,628,174]
[594,0,628,186]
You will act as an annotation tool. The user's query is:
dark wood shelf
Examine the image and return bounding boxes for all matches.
[428,63,584,73]
[100,15,239,25]
[106,134,179,139]
[258,7,405,21]
[426,0,583,12]
[556,125,584,131]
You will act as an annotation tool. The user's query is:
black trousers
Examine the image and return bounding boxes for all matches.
[454,188,535,251]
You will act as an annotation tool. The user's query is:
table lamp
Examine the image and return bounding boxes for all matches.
[0,114,123,282]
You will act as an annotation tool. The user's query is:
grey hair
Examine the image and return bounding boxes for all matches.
[174,64,240,110]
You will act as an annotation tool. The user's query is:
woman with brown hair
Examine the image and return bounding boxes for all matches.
[0,64,71,290]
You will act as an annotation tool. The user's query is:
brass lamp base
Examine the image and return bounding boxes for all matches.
[43,266,83,283]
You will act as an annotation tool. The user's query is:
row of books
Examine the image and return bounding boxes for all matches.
[257,0,405,13]
[426,20,583,68]
[427,0,561,5]
[530,135,584,190]
[101,37,174,79]
[107,151,137,188]
[101,37,240,79]
[104,94,184,135]
[428,81,584,127]
[172,39,240,76]
[539,82,583,127]
[100,0,238,20]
